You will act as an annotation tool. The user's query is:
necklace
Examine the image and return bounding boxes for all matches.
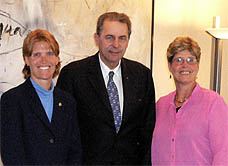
[175,95,187,103]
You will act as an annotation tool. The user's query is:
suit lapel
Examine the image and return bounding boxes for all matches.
[86,53,116,127]
[87,53,113,113]
[121,59,137,126]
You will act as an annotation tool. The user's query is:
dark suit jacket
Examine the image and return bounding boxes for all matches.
[57,53,156,165]
[0,79,82,165]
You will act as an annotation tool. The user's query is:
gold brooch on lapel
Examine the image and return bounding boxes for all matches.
[58,102,62,107]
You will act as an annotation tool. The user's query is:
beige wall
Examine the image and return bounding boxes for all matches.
[0,0,227,103]
[153,0,228,104]
[0,0,152,96]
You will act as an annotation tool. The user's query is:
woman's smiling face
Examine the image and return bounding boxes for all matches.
[169,50,199,86]
[24,41,59,85]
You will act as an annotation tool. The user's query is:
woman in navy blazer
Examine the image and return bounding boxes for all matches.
[0,29,82,165]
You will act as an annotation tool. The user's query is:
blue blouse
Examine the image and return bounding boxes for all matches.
[30,78,54,122]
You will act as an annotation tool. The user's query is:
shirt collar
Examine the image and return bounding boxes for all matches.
[30,77,54,96]
[98,53,121,78]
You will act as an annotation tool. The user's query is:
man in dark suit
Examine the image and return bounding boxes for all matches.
[57,12,156,165]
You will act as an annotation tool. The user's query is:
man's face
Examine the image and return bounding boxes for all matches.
[94,19,130,69]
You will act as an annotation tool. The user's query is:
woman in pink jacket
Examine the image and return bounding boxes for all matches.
[152,36,228,166]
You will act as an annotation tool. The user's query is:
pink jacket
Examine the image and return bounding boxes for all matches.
[152,84,228,166]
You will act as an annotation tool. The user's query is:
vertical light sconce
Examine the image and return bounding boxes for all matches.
[215,16,220,28]
[205,16,228,94]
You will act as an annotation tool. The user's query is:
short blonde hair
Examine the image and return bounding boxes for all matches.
[167,36,201,63]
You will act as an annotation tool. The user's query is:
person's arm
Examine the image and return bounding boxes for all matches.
[139,70,156,165]
[1,92,27,165]
[209,96,228,166]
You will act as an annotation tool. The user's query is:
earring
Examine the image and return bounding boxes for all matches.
[169,74,172,79]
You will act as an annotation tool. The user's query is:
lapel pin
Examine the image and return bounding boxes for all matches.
[58,102,62,107]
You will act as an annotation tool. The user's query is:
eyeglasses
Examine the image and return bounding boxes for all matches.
[172,57,198,65]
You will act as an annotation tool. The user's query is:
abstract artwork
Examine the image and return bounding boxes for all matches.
[0,0,152,96]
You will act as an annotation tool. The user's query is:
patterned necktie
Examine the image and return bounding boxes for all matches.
[107,71,121,133]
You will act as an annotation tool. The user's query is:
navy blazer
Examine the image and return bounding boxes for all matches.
[57,53,156,165]
[0,79,82,165]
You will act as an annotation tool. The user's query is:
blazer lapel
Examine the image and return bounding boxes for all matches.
[24,79,55,135]
[49,89,69,135]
